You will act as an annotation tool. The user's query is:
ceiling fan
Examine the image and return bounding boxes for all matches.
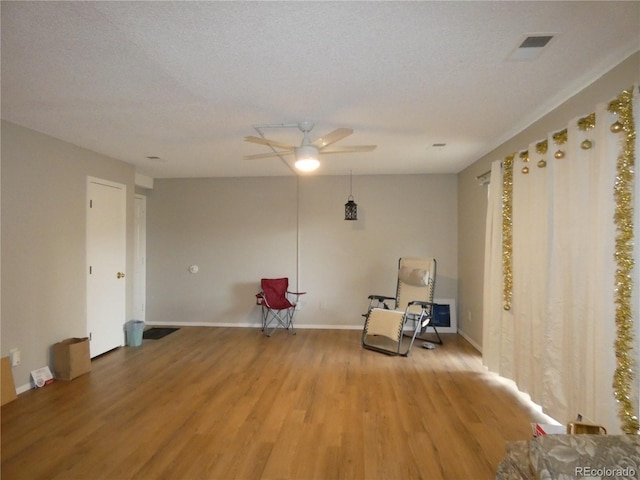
[244,121,376,171]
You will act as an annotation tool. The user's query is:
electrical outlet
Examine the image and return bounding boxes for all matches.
[9,348,20,366]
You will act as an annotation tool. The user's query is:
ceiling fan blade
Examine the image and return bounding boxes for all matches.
[244,136,295,151]
[244,151,294,160]
[319,145,377,154]
[312,128,353,149]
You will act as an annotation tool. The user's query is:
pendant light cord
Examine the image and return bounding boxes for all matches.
[349,170,353,200]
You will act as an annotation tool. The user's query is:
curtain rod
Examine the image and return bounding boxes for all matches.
[476,170,491,181]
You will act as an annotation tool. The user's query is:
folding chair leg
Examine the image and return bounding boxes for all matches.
[263,307,283,336]
[400,323,423,357]
[420,325,443,346]
[262,306,296,336]
[429,326,443,345]
[286,310,296,335]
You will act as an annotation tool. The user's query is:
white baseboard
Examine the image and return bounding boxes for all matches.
[457,328,482,352]
[146,321,363,330]
[147,321,258,328]
[16,383,33,394]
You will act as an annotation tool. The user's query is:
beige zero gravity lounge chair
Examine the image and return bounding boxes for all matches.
[362,257,440,356]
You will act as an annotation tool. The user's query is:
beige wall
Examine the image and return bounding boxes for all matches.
[1,121,136,389]
[145,174,458,328]
[457,51,640,349]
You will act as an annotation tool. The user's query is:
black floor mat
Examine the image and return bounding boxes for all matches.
[142,327,179,340]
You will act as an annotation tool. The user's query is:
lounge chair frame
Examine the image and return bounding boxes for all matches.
[362,257,441,356]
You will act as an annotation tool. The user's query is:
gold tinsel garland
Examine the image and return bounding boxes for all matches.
[536,140,548,154]
[553,129,568,159]
[607,88,639,434]
[535,140,548,168]
[519,150,530,174]
[578,112,596,131]
[502,154,514,310]
[553,129,568,145]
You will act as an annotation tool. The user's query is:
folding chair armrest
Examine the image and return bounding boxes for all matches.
[367,294,396,310]
[407,300,436,329]
[286,291,306,305]
[368,294,395,301]
[408,300,436,308]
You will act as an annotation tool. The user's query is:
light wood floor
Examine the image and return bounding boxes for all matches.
[2,327,545,480]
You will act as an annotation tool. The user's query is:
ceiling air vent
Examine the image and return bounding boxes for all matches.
[519,35,554,49]
[507,34,555,62]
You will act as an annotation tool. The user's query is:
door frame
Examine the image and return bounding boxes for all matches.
[133,194,147,322]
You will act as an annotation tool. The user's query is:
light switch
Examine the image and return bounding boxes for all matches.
[9,349,20,367]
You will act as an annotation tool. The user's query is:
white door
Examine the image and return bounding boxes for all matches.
[87,178,127,357]
[133,194,146,322]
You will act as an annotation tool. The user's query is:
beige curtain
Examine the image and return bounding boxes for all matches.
[483,88,639,434]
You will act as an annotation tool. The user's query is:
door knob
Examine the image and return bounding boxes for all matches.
[117,272,125,279]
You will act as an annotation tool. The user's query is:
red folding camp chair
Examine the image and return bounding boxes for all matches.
[256,278,306,336]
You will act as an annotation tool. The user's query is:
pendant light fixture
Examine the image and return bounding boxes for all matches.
[344,170,358,221]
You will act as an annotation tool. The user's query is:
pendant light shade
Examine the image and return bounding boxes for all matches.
[345,196,358,220]
[344,170,358,221]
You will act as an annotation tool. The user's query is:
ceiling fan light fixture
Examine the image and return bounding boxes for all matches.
[244,122,375,172]
[295,158,320,172]
[294,145,320,172]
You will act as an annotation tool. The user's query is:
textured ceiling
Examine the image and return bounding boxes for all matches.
[2,1,639,178]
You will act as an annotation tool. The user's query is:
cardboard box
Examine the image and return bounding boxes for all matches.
[52,337,91,380]
[1,357,17,405]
